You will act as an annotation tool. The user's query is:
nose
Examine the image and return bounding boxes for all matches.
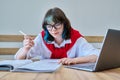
[51,27,57,31]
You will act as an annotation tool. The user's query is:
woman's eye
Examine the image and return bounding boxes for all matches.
[55,23,61,26]
[47,25,52,28]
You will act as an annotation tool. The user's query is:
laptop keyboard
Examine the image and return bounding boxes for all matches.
[66,63,95,70]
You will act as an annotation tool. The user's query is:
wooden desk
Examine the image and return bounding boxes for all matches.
[0,67,120,80]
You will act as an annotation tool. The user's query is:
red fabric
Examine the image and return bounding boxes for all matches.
[41,28,82,59]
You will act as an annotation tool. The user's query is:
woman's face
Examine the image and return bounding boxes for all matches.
[46,22,64,38]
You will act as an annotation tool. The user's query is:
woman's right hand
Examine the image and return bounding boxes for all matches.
[23,35,34,51]
[15,35,34,59]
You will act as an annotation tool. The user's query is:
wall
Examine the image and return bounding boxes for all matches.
[0,0,120,35]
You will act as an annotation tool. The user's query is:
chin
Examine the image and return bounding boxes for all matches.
[51,32,62,38]
[52,35,58,38]
[52,34,60,38]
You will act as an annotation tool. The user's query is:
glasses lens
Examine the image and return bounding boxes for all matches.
[46,23,61,30]
[46,25,52,30]
[55,23,61,29]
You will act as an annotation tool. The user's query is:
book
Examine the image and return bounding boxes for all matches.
[0,59,62,72]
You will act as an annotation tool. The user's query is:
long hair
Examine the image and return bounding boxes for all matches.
[42,7,71,42]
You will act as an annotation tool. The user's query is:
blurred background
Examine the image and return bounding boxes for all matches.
[0,0,120,35]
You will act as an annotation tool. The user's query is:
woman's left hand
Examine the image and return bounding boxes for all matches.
[59,58,77,65]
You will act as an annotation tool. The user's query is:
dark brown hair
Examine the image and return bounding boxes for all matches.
[42,7,71,42]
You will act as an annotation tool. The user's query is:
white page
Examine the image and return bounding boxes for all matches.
[0,60,32,69]
[14,59,61,72]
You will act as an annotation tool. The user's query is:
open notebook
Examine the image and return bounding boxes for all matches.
[0,59,61,72]
[66,29,120,71]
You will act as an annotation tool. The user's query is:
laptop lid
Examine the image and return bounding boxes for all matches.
[94,29,120,71]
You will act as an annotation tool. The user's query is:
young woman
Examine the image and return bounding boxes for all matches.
[15,7,99,65]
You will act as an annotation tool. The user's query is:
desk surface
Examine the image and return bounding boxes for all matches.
[0,67,120,80]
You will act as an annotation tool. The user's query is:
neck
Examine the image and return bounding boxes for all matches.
[54,36,63,45]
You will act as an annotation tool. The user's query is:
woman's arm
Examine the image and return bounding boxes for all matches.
[15,47,30,59]
[59,54,97,65]
[15,35,34,60]
[59,37,99,65]
[74,54,97,63]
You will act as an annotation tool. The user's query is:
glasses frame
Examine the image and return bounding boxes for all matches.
[46,23,62,31]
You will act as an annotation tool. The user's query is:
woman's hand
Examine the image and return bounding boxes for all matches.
[15,35,34,60]
[59,58,77,65]
[59,55,97,65]
[23,35,34,51]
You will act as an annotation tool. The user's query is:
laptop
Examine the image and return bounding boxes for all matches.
[66,29,120,72]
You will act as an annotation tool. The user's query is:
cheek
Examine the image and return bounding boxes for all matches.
[60,29,64,34]
[60,27,64,34]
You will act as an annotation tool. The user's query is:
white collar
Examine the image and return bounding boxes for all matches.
[47,39,71,48]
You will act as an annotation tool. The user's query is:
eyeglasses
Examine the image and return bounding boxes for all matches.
[46,23,62,30]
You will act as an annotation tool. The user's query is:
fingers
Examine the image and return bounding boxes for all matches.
[59,58,76,65]
[23,35,34,50]
[24,35,34,40]
[24,40,34,47]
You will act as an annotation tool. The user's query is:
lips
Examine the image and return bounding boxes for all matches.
[52,32,59,35]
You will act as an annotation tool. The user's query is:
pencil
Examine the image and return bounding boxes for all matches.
[19,30,27,35]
